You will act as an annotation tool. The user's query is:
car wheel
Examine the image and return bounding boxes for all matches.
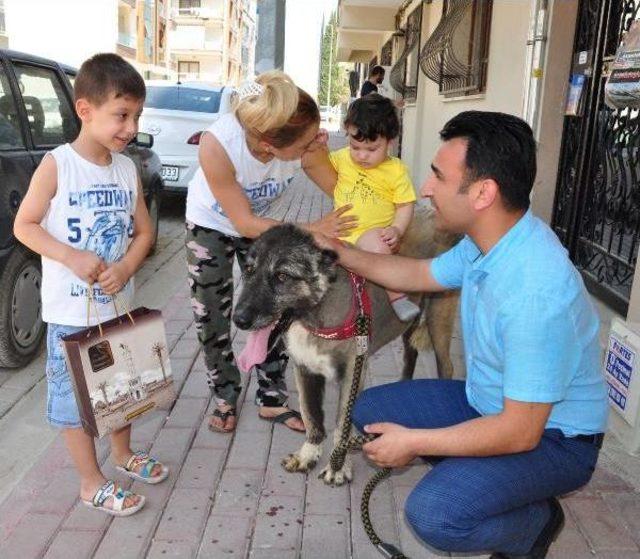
[0,247,45,368]
[147,188,161,255]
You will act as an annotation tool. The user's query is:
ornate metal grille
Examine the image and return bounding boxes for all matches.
[389,3,422,101]
[418,0,492,96]
[552,0,640,314]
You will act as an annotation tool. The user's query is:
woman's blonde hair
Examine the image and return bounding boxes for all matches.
[234,70,320,148]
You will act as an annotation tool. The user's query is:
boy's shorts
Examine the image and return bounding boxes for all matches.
[45,323,85,428]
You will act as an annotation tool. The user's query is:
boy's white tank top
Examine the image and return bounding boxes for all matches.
[186,112,301,236]
[41,144,138,327]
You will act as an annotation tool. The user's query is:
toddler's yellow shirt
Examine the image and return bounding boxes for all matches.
[330,147,416,244]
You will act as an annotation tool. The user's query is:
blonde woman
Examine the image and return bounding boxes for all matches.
[185,71,355,433]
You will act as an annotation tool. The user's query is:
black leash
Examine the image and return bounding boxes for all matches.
[325,288,409,559]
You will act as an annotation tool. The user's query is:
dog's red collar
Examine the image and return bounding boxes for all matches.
[306,272,372,340]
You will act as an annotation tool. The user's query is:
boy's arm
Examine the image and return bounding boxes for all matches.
[13,156,104,283]
[301,134,338,197]
[98,177,154,295]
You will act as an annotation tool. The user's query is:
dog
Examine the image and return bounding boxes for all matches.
[232,204,459,485]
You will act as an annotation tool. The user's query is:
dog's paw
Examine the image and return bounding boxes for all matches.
[281,443,322,473]
[318,461,353,486]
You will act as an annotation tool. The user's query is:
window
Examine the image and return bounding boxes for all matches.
[179,0,201,9]
[13,64,77,146]
[419,0,493,97]
[178,61,200,80]
[145,86,222,113]
[0,68,24,149]
[389,4,422,103]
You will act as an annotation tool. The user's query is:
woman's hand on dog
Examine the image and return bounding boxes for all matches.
[362,423,418,468]
[309,204,358,238]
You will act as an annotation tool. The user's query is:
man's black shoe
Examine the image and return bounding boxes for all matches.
[489,498,565,559]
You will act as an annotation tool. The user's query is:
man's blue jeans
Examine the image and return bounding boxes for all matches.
[352,380,601,555]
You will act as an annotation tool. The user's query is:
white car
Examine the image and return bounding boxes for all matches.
[140,81,234,194]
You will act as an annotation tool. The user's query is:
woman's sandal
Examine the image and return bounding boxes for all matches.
[208,407,237,433]
[258,409,306,433]
[81,480,145,517]
[115,451,169,485]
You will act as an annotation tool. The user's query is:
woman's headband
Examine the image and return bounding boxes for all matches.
[236,81,264,101]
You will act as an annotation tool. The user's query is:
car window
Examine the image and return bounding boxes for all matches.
[13,63,78,146]
[145,86,222,113]
[65,73,76,88]
[0,67,25,150]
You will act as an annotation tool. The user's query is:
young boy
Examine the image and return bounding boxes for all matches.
[14,53,167,516]
[304,94,419,321]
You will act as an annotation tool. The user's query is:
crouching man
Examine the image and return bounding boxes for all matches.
[317,111,608,558]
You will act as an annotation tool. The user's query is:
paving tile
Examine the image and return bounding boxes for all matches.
[225,429,271,470]
[0,512,62,559]
[154,488,212,542]
[301,514,349,559]
[147,540,197,559]
[175,447,226,489]
[169,338,201,360]
[212,467,264,517]
[163,396,208,429]
[197,514,252,559]
[43,529,101,559]
[252,496,303,554]
[61,501,112,531]
[29,468,79,515]
[566,495,638,551]
[601,490,640,548]
[179,368,210,399]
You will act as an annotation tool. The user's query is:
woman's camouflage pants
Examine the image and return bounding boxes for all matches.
[185,221,289,409]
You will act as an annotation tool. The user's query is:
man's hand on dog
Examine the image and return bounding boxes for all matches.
[309,204,357,238]
[362,423,418,468]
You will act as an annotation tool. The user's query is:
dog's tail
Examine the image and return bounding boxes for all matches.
[409,312,433,351]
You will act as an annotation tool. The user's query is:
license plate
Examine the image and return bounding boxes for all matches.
[161,165,179,181]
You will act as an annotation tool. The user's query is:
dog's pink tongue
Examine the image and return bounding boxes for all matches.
[237,323,277,373]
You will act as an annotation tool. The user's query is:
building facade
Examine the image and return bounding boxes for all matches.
[169,0,257,85]
[4,0,172,77]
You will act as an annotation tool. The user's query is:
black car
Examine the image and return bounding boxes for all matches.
[0,49,164,368]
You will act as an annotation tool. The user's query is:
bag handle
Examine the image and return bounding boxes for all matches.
[86,286,136,337]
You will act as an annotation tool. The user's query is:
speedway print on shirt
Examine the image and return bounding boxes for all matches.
[212,175,295,217]
[66,183,135,305]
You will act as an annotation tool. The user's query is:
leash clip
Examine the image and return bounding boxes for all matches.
[356,335,368,356]
[376,542,406,559]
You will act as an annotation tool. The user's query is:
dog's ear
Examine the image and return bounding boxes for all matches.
[320,249,339,282]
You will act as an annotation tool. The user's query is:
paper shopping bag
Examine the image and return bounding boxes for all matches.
[61,307,176,438]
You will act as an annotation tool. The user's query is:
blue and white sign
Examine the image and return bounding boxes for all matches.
[605,320,640,425]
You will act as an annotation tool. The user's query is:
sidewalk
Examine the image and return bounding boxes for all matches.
[1,135,639,558]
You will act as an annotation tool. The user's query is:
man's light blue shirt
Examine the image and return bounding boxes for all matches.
[430,210,608,436]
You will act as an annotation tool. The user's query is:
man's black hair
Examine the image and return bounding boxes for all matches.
[439,111,537,211]
[370,65,385,77]
[344,93,399,141]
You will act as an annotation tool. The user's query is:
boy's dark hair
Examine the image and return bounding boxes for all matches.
[439,111,537,211]
[344,93,399,141]
[370,65,385,78]
[74,53,146,105]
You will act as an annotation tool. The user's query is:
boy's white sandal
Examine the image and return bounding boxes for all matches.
[82,480,145,517]
[116,451,169,485]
